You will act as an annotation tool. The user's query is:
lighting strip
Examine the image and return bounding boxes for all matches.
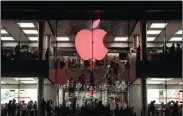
[56,37,70,41]
[114,37,128,41]
[17,22,38,41]
[147,23,168,41]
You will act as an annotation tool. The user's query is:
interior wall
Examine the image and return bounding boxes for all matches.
[129,84,182,116]
[1,84,57,105]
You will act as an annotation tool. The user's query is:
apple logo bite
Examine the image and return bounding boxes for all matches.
[75,19,108,60]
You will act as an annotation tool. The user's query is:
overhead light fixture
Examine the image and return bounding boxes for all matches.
[176,30,182,35]
[15,78,35,81]
[1,29,8,34]
[147,30,162,35]
[21,81,37,84]
[28,37,38,41]
[179,82,182,85]
[149,23,167,28]
[169,37,182,41]
[147,37,156,41]
[56,37,69,41]
[18,23,35,28]
[151,78,172,81]
[1,81,6,84]
[23,30,38,34]
[1,37,14,41]
[148,81,163,84]
[114,37,128,41]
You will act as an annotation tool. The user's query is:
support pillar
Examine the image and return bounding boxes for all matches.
[140,21,148,116]
[127,82,130,106]
[63,88,65,105]
[45,34,51,49]
[37,21,45,116]
[133,35,139,53]
[44,34,51,60]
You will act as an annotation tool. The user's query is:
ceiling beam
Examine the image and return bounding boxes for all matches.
[1,20,28,41]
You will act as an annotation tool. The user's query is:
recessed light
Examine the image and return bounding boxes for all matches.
[114,37,128,41]
[23,30,38,34]
[56,37,69,41]
[21,81,37,84]
[148,81,163,84]
[28,37,38,41]
[1,37,14,41]
[147,37,156,41]
[149,23,167,28]
[18,23,35,28]
[1,81,6,84]
[176,30,182,35]
[169,37,182,41]
[1,29,8,34]
[15,78,34,81]
[147,30,162,35]
[151,78,172,81]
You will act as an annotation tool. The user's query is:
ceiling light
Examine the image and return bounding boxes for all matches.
[15,78,34,81]
[147,30,162,34]
[149,23,167,28]
[148,81,163,84]
[1,81,6,84]
[1,29,8,34]
[28,37,38,41]
[23,30,38,34]
[1,37,14,41]
[21,81,37,84]
[179,82,182,85]
[18,23,35,28]
[114,37,128,41]
[176,30,182,35]
[169,37,182,41]
[56,37,69,41]
[151,78,172,81]
[147,37,156,41]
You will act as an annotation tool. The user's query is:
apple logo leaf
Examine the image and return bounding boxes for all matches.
[92,19,100,29]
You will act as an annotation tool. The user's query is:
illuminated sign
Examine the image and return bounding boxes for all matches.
[75,19,108,60]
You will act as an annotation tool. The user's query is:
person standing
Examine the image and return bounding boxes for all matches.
[40,98,46,116]
[14,41,20,60]
[45,48,50,60]
[33,101,37,116]
[8,100,12,116]
[12,99,16,116]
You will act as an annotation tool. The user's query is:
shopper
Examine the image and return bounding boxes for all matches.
[12,99,16,116]
[40,98,46,116]
[33,101,37,116]
[45,48,50,60]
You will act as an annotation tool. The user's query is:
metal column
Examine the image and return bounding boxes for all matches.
[133,35,139,52]
[44,34,51,58]
[37,21,45,116]
[140,21,148,116]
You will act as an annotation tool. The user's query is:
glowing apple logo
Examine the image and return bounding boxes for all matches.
[75,19,108,60]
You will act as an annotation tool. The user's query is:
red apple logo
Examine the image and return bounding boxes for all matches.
[75,19,108,60]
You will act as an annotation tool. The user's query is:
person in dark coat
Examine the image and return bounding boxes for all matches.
[8,100,12,116]
[45,48,50,60]
[40,98,46,116]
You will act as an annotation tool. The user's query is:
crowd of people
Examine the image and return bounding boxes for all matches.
[1,45,47,61]
[1,98,137,116]
[1,99,37,116]
[136,43,182,61]
[53,100,136,116]
[148,100,182,116]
